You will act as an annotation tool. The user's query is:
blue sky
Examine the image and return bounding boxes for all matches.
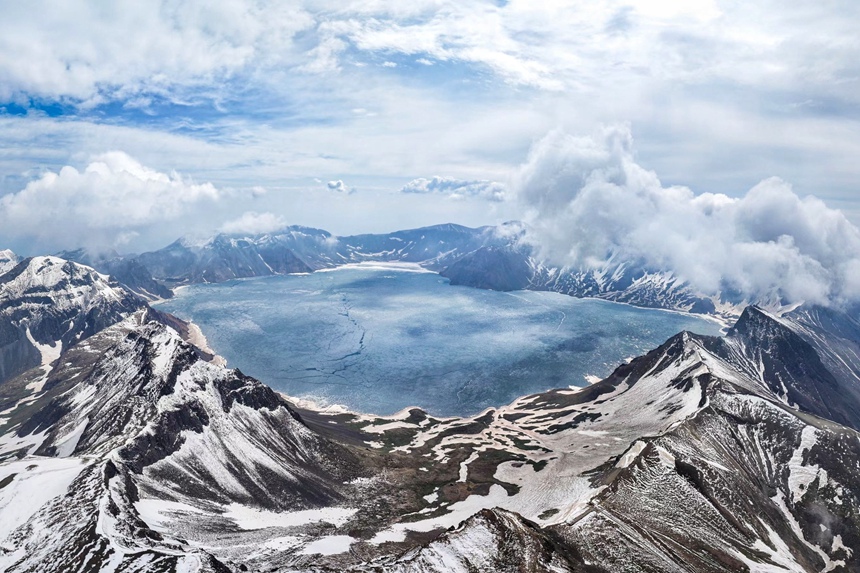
[1,0,860,257]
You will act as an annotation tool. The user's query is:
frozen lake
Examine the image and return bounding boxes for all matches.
[156,264,723,416]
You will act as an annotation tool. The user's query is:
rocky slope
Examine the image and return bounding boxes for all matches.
[0,256,142,388]
[58,248,174,302]
[0,275,858,572]
[345,307,860,572]
[0,313,364,572]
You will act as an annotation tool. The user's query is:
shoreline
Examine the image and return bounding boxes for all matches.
[315,261,436,274]
[186,321,227,367]
[147,265,740,419]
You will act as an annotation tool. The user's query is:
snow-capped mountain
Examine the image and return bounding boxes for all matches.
[441,244,723,316]
[76,222,725,317]
[1,291,858,570]
[127,223,508,286]
[345,306,860,571]
[0,312,361,571]
[0,256,142,387]
[58,248,173,302]
[0,250,18,275]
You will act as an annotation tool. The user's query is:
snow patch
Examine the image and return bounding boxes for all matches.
[787,426,824,503]
[223,503,356,530]
[54,418,88,457]
[135,499,206,529]
[298,535,356,555]
[0,457,88,542]
[616,441,647,468]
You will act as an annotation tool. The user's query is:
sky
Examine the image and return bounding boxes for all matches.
[1,0,860,263]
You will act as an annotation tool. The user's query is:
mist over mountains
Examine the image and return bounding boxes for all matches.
[515,126,860,308]
[3,126,859,314]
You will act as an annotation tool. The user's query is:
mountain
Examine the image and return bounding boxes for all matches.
[54,222,824,319]
[715,305,860,430]
[0,250,18,275]
[1,286,858,571]
[349,308,860,571]
[439,245,534,291]
[114,222,740,318]
[441,244,722,315]
[58,248,173,301]
[128,223,510,286]
[135,234,315,284]
[0,313,362,571]
[0,256,143,389]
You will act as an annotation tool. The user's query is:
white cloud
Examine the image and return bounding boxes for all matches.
[401,176,507,202]
[219,211,285,235]
[516,126,860,306]
[3,2,860,117]
[0,152,219,252]
[0,1,315,104]
[2,0,860,250]
[327,180,352,193]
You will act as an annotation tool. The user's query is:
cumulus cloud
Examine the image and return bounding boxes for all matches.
[0,152,219,252]
[515,126,860,306]
[401,176,507,202]
[219,211,286,235]
[327,180,352,193]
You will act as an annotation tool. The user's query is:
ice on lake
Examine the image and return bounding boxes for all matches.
[156,265,723,416]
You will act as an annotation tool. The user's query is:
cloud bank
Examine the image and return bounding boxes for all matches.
[219,211,286,235]
[516,126,860,306]
[0,152,219,252]
[401,176,507,202]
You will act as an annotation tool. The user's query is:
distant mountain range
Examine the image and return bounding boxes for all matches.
[0,256,858,571]
[55,222,764,320]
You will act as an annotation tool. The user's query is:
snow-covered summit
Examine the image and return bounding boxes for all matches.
[0,316,359,571]
[0,249,18,275]
[0,256,118,303]
[0,256,143,384]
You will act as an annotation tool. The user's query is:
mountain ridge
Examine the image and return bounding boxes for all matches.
[0,271,858,570]
[57,222,743,319]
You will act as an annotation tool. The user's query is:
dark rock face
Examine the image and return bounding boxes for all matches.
[441,246,533,291]
[713,305,860,431]
[100,258,174,300]
[0,319,41,384]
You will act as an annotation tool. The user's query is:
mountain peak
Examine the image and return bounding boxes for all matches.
[0,256,118,300]
[0,256,143,386]
[0,249,18,275]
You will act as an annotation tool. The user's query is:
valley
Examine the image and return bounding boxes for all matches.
[0,255,857,571]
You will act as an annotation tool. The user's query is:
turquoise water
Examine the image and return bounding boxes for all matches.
[156,266,722,416]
